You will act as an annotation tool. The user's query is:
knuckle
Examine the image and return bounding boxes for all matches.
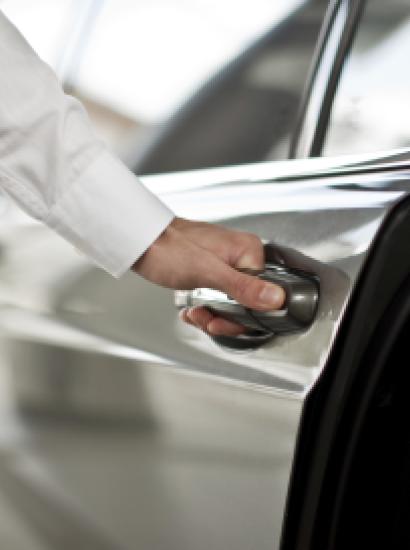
[251,232,262,244]
[245,232,261,246]
[232,273,250,299]
[235,231,259,248]
[242,235,263,260]
[232,274,263,304]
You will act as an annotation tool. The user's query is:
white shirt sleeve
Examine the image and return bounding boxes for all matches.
[0,11,174,277]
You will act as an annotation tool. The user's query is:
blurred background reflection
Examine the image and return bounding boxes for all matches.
[2,0,322,170]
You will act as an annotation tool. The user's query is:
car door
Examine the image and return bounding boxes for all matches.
[1,2,410,550]
[281,1,410,548]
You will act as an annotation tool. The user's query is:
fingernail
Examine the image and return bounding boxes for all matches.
[206,320,219,335]
[258,285,284,308]
[236,254,260,270]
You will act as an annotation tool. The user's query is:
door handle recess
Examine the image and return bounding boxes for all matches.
[175,263,319,349]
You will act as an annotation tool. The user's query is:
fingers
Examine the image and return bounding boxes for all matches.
[207,317,246,336]
[134,219,285,338]
[179,306,213,329]
[233,233,265,271]
[180,307,246,336]
[208,261,286,312]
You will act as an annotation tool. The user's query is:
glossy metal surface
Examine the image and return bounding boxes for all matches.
[291,0,364,158]
[175,259,320,347]
[0,151,409,549]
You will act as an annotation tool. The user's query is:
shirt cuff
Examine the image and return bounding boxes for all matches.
[45,149,175,277]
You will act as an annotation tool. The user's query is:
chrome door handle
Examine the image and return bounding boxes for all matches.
[175,263,319,348]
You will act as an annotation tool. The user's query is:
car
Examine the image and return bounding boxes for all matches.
[0,0,409,549]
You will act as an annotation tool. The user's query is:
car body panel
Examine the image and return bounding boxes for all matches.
[0,153,409,548]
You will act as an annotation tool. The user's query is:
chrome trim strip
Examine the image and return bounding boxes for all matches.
[290,0,365,159]
[142,147,410,195]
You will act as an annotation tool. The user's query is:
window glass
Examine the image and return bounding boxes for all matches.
[124,0,328,173]
[1,0,328,170]
[324,0,410,157]
[73,0,327,169]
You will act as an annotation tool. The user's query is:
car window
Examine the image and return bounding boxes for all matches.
[130,0,329,174]
[323,0,410,157]
[1,0,329,171]
[1,1,305,148]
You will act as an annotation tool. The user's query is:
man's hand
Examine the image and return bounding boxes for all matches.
[132,217,285,336]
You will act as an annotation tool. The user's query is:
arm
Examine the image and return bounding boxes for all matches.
[0,11,284,335]
[0,10,173,277]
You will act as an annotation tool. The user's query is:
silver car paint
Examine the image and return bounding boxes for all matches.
[0,152,408,549]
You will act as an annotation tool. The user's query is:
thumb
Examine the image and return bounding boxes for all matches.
[210,260,285,311]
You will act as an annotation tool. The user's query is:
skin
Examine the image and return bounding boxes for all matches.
[133,217,285,337]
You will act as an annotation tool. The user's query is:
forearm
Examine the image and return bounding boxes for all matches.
[0,11,174,276]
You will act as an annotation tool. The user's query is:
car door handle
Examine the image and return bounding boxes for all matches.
[175,263,319,349]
